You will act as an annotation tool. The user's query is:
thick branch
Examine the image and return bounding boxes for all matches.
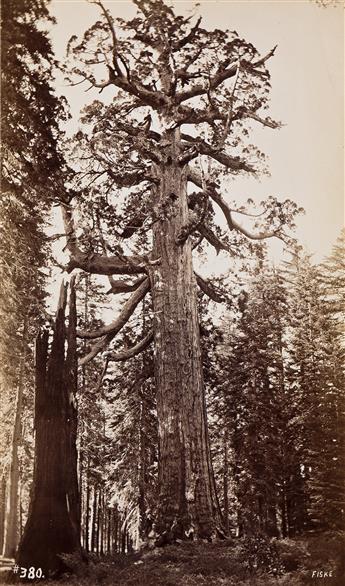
[175,45,277,105]
[94,64,167,109]
[175,61,239,104]
[107,168,155,187]
[252,45,277,68]
[178,102,279,132]
[173,16,202,51]
[188,170,284,241]
[116,120,161,143]
[195,272,225,303]
[61,203,147,275]
[79,332,115,367]
[107,120,162,162]
[198,224,232,254]
[236,109,281,129]
[182,134,256,173]
[78,278,150,339]
[106,330,153,361]
[209,191,282,240]
[106,275,147,294]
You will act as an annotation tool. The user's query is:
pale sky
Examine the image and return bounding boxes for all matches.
[49,0,344,265]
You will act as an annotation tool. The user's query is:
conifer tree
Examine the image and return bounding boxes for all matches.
[218,264,290,537]
[61,0,301,540]
[286,255,345,532]
[0,0,65,557]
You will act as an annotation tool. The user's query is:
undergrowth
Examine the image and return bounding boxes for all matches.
[2,531,344,586]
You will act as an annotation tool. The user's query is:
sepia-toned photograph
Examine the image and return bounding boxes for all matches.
[0,0,344,584]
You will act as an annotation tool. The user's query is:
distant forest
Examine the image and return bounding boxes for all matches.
[1,0,344,584]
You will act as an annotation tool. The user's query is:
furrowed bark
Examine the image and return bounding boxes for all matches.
[64,277,80,536]
[16,283,81,578]
[149,128,219,541]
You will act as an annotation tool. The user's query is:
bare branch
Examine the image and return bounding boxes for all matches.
[188,170,285,242]
[237,109,281,129]
[173,16,202,51]
[79,332,115,366]
[182,134,256,173]
[198,224,232,254]
[251,45,277,68]
[209,190,281,240]
[106,330,153,361]
[195,272,225,303]
[175,45,277,105]
[78,278,150,339]
[91,0,123,76]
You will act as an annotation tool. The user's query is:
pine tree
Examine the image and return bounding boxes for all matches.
[0,0,65,557]
[321,229,345,327]
[286,255,345,532]
[215,260,307,538]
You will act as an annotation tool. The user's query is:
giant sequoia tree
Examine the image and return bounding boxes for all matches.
[62,0,300,540]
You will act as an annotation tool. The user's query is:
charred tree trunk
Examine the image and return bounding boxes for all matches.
[150,128,219,542]
[16,282,81,577]
[64,280,80,536]
[2,318,28,558]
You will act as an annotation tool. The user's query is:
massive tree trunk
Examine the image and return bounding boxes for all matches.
[16,282,81,577]
[2,317,28,559]
[150,128,219,541]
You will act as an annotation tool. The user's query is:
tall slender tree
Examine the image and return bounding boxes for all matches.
[286,255,345,532]
[1,0,65,557]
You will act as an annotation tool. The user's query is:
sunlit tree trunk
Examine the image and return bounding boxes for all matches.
[150,128,219,541]
[2,317,28,558]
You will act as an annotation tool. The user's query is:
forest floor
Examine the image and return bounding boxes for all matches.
[1,531,344,586]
